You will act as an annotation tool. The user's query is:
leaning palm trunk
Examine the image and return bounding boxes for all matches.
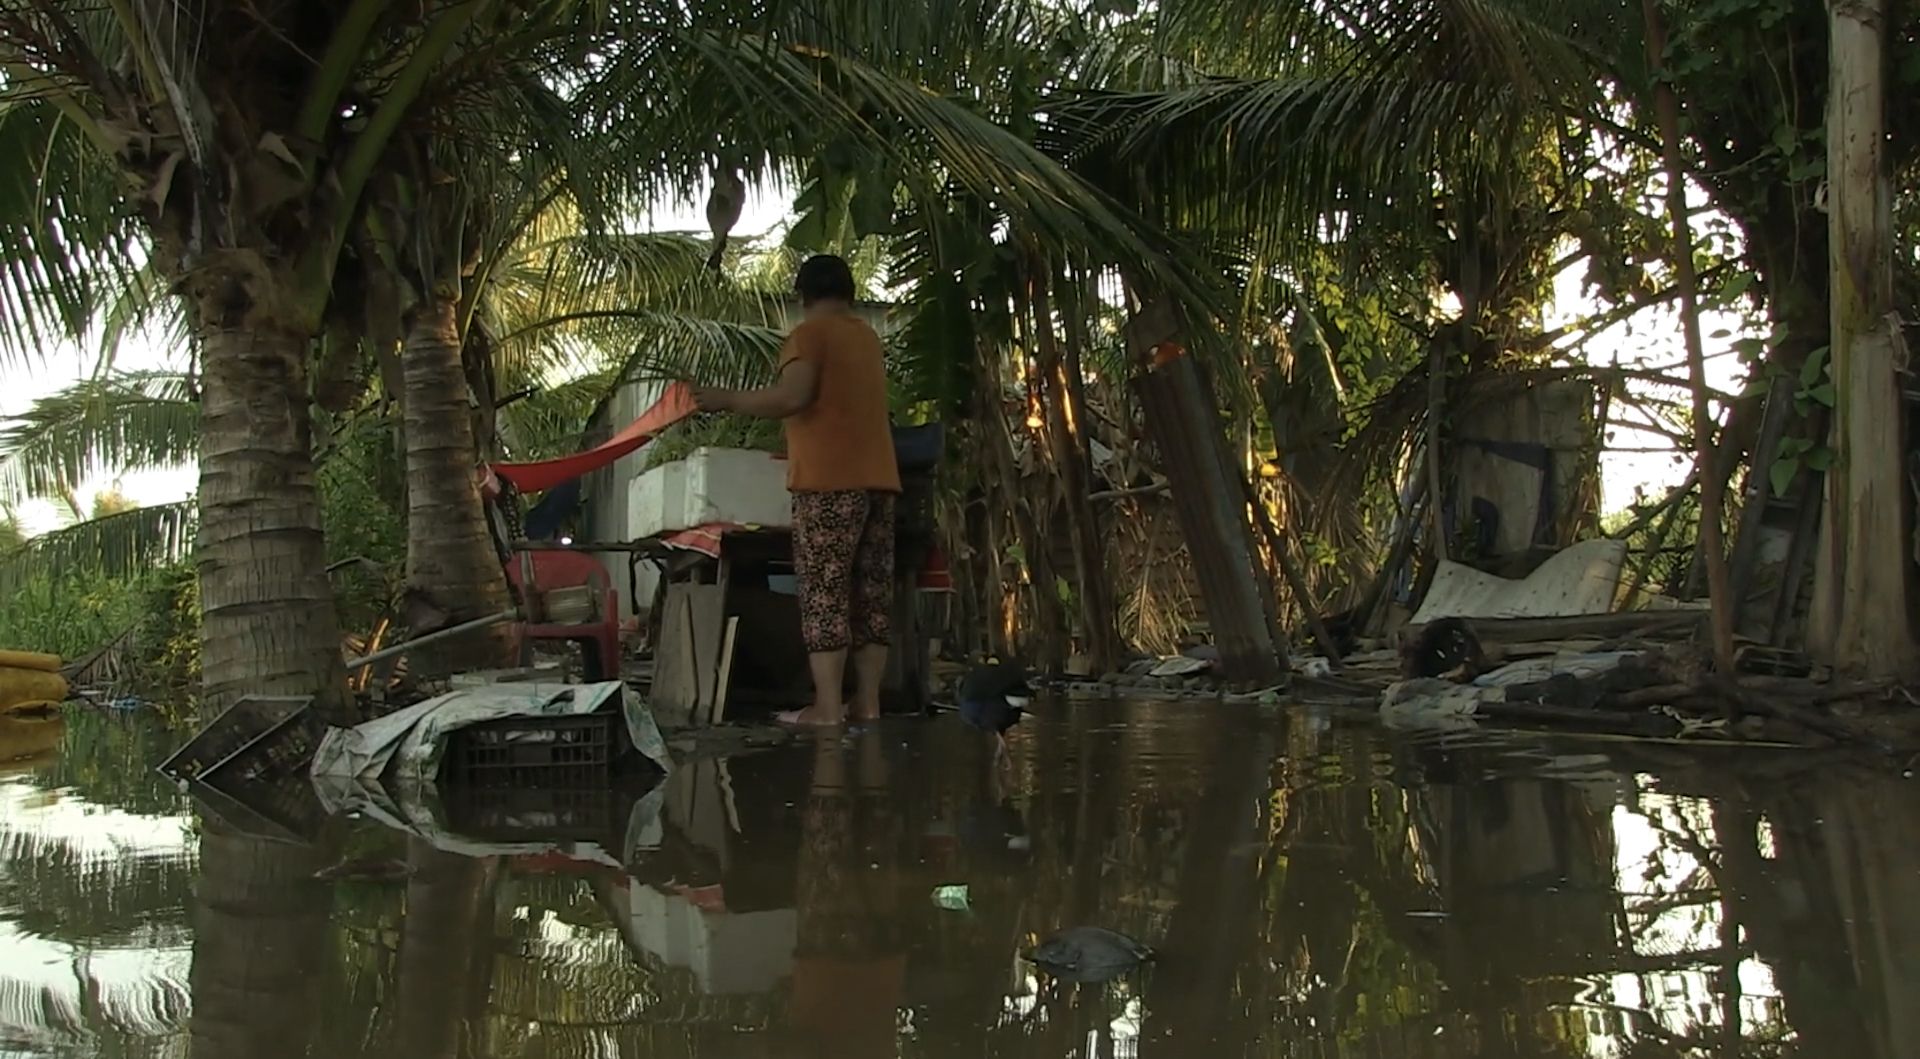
[402,297,515,676]
[197,319,354,723]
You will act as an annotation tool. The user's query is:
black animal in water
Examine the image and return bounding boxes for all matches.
[958,660,1033,763]
[1400,617,1488,682]
[1026,926,1155,983]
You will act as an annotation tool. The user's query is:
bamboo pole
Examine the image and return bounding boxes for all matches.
[344,609,519,673]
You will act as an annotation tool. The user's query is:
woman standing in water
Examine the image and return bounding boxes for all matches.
[692,254,900,727]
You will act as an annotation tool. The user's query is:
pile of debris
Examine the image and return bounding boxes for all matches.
[1053,539,1918,751]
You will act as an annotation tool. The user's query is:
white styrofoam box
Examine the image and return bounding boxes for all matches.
[624,884,797,995]
[628,447,793,540]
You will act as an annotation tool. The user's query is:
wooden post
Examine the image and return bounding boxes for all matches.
[880,575,932,712]
[1809,0,1917,679]
[708,616,739,726]
[1642,0,1737,677]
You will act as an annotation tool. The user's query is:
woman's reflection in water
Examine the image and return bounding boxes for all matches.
[780,728,906,1059]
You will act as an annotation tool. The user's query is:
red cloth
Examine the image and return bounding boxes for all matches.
[660,522,743,558]
[489,381,699,493]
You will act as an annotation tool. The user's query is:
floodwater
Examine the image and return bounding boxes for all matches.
[4,699,1917,1059]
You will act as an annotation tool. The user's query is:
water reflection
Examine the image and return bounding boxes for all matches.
[4,703,1920,1058]
[0,711,194,1057]
[784,732,907,1058]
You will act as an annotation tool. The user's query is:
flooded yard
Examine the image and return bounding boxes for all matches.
[3,699,1915,1058]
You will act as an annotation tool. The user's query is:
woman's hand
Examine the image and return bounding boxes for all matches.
[691,385,734,413]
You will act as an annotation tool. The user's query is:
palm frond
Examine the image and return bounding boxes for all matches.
[0,96,153,369]
[579,24,1227,316]
[0,498,196,596]
[1045,0,1628,269]
[1154,0,1630,94]
[0,371,199,503]
[490,309,788,463]
[1049,74,1522,258]
[481,230,787,388]
[600,312,789,392]
[494,368,620,462]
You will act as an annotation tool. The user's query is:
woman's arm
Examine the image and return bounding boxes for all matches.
[694,359,820,419]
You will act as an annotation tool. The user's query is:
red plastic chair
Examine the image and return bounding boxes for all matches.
[505,550,623,682]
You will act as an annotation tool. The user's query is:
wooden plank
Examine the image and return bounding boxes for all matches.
[649,588,691,722]
[1400,610,1711,646]
[650,584,722,727]
[708,616,740,726]
[685,584,726,723]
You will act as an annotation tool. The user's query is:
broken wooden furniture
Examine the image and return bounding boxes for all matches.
[506,549,624,681]
[646,526,939,727]
[643,427,946,728]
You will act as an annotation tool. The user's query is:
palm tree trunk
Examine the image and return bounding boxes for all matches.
[402,296,514,676]
[1141,724,1272,1053]
[197,323,353,724]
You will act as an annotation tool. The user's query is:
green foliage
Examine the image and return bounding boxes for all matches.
[641,412,787,469]
[0,500,196,597]
[0,565,152,661]
[138,564,201,701]
[318,412,407,574]
[0,99,156,367]
[315,407,408,633]
[1602,488,1702,599]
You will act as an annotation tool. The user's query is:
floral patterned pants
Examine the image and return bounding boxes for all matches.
[791,490,896,653]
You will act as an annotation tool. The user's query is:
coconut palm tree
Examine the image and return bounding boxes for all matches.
[1078,0,1920,674]
[0,0,585,723]
[0,227,790,630]
[0,0,1242,714]
[1020,2,1661,627]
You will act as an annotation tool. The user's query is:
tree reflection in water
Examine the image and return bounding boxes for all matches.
[6,703,1920,1058]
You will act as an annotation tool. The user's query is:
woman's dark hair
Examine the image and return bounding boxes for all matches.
[794,254,857,305]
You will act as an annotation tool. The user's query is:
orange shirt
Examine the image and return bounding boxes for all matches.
[780,314,902,493]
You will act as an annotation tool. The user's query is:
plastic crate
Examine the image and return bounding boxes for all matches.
[441,711,617,788]
[188,771,330,844]
[441,784,629,844]
[158,695,321,784]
